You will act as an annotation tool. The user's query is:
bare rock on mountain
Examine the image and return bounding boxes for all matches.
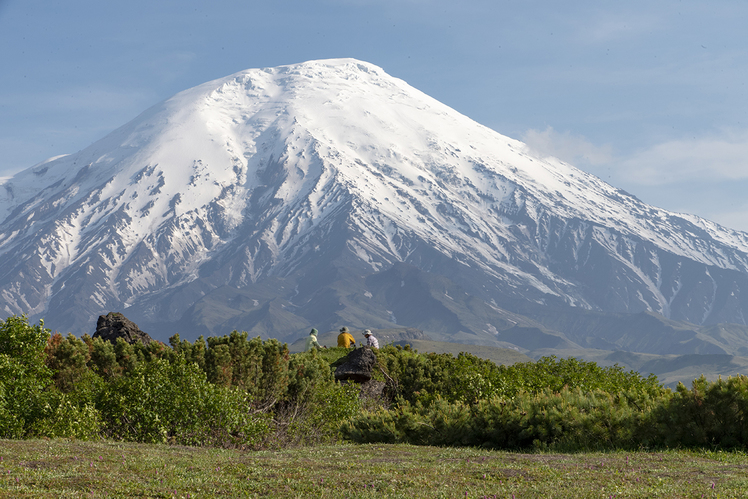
[93,312,154,346]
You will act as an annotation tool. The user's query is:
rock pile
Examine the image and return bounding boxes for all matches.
[92,312,154,345]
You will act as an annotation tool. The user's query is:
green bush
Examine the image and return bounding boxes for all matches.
[343,387,665,451]
[174,332,291,410]
[0,353,28,438]
[274,350,360,446]
[501,355,662,398]
[374,348,662,407]
[656,375,748,448]
[45,333,91,392]
[18,313,748,452]
[346,349,669,451]
[86,335,121,378]
[96,357,268,446]
[0,316,53,438]
[27,389,102,440]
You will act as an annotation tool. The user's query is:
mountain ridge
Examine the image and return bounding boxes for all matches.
[2,58,748,355]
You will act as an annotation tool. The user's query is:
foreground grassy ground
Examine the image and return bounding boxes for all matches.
[1,439,747,498]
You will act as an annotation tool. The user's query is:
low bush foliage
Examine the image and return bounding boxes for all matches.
[343,387,666,451]
[373,346,662,405]
[6,314,748,451]
[345,346,748,450]
[1,316,357,447]
[95,357,269,445]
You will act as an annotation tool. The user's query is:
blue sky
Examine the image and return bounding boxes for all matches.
[2,0,748,229]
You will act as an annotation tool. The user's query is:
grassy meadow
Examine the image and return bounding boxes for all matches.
[1,439,747,498]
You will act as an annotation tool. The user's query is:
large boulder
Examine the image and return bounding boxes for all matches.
[334,347,378,383]
[359,379,387,401]
[93,312,154,346]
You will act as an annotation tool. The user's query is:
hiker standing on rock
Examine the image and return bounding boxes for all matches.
[363,329,379,349]
[305,328,322,351]
[337,326,356,348]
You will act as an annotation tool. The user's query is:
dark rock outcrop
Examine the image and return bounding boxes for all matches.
[359,379,387,400]
[93,312,154,345]
[334,346,378,383]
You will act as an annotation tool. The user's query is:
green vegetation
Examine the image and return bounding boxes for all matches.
[0,316,358,448]
[5,314,748,456]
[5,314,748,496]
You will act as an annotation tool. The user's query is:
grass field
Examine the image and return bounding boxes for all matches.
[1,439,747,498]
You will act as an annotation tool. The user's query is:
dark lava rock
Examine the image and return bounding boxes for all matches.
[93,312,154,346]
[334,346,377,383]
[359,379,387,400]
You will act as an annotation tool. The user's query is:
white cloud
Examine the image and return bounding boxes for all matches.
[616,131,748,185]
[520,125,748,233]
[521,126,613,167]
[522,126,748,186]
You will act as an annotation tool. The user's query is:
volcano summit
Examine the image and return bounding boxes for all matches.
[3,59,748,354]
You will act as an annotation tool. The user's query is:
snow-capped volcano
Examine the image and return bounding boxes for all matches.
[3,58,748,350]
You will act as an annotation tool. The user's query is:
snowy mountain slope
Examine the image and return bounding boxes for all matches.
[2,58,748,343]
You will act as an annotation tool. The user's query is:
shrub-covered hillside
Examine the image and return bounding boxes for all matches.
[3,315,748,451]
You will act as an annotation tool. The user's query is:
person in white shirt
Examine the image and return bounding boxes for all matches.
[363,329,379,349]
[305,328,321,351]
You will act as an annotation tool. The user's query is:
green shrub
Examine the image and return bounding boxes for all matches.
[373,348,662,409]
[273,350,360,446]
[86,335,122,378]
[96,357,269,446]
[656,375,748,448]
[27,389,102,440]
[343,387,664,451]
[24,313,748,452]
[175,332,291,410]
[169,333,206,371]
[0,354,28,438]
[502,356,662,398]
[0,315,51,380]
[45,333,91,392]
[0,316,53,438]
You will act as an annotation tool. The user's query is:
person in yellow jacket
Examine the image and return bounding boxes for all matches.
[337,326,356,348]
